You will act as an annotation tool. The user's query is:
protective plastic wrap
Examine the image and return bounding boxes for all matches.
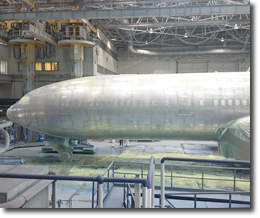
[216,116,250,160]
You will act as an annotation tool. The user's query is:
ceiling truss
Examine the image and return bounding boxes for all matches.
[0,0,250,55]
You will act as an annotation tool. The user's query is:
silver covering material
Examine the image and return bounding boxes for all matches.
[6,72,250,161]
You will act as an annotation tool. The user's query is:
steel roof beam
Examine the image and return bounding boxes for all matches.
[97,19,250,28]
[0,5,250,21]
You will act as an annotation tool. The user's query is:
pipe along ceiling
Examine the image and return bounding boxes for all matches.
[120,19,250,58]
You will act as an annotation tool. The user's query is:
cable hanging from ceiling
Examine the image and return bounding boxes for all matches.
[51,44,56,58]
[45,43,51,58]
[13,47,21,59]
[40,47,45,59]
[35,47,39,60]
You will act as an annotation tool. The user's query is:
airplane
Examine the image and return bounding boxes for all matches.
[6,72,250,162]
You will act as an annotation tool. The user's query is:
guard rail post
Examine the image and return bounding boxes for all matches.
[52,180,56,208]
[142,185,147,208]
[97,175,104,208]
[152,163,155,208]
[134,174,141,208]
[147,187,152,208]
[161,162,165,208]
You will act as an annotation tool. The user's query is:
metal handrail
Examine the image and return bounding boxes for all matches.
[161,157,250,165]
[123,174,135,208]
[163,192,250,208]
[160,157,250,208]
[0,156,155,208]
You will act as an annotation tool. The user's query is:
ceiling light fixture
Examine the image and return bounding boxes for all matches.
[234,24,239,29]
[149,28,153,34]
[184,33,188,38]
[220,37,224,42]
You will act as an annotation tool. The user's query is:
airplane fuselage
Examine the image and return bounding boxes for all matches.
[8,72,250,141]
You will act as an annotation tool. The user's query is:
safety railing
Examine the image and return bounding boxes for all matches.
[159,191,250,208]
[59,31,95,42]
[0,156,155,208]
[160,157,250,208]
[123,175,135,208]
[111,161,249,192]
[0,156,250,208]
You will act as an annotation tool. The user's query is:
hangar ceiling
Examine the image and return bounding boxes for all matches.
[0,0,250,56]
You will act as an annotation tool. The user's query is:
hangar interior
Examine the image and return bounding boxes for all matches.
[0,0,250,209]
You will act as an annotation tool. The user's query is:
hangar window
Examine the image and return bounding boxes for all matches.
[45,62,51,71]
[35,62,42,71]
[0,60,7,74]
[44,62,58,71]
[52,62,58,71]
[221,100,225,106]
[235,99,240,105]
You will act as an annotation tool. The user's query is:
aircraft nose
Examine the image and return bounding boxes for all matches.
[7,105,13,121]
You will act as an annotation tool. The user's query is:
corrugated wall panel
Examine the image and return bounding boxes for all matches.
[210,61,239,72]
[118,60,177,74]
[178,62,208,73]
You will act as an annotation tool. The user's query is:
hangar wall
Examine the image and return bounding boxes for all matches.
[117,58,250,74]
[1,38,250,99]
[94,30,118,76]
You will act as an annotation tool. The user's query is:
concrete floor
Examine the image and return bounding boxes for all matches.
[0,139,250,208]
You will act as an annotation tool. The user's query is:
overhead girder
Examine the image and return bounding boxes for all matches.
[0,1,250,52]
[0,5,249,21]
[96,19,250,28]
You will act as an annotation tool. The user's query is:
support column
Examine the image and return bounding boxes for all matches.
[21,43,35,94]
[70,44,84,78]
[98,183,103,208]
[134,174,141,208]
[21,43,35,141]
[151,164,155,208]
[142,186,147,208]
